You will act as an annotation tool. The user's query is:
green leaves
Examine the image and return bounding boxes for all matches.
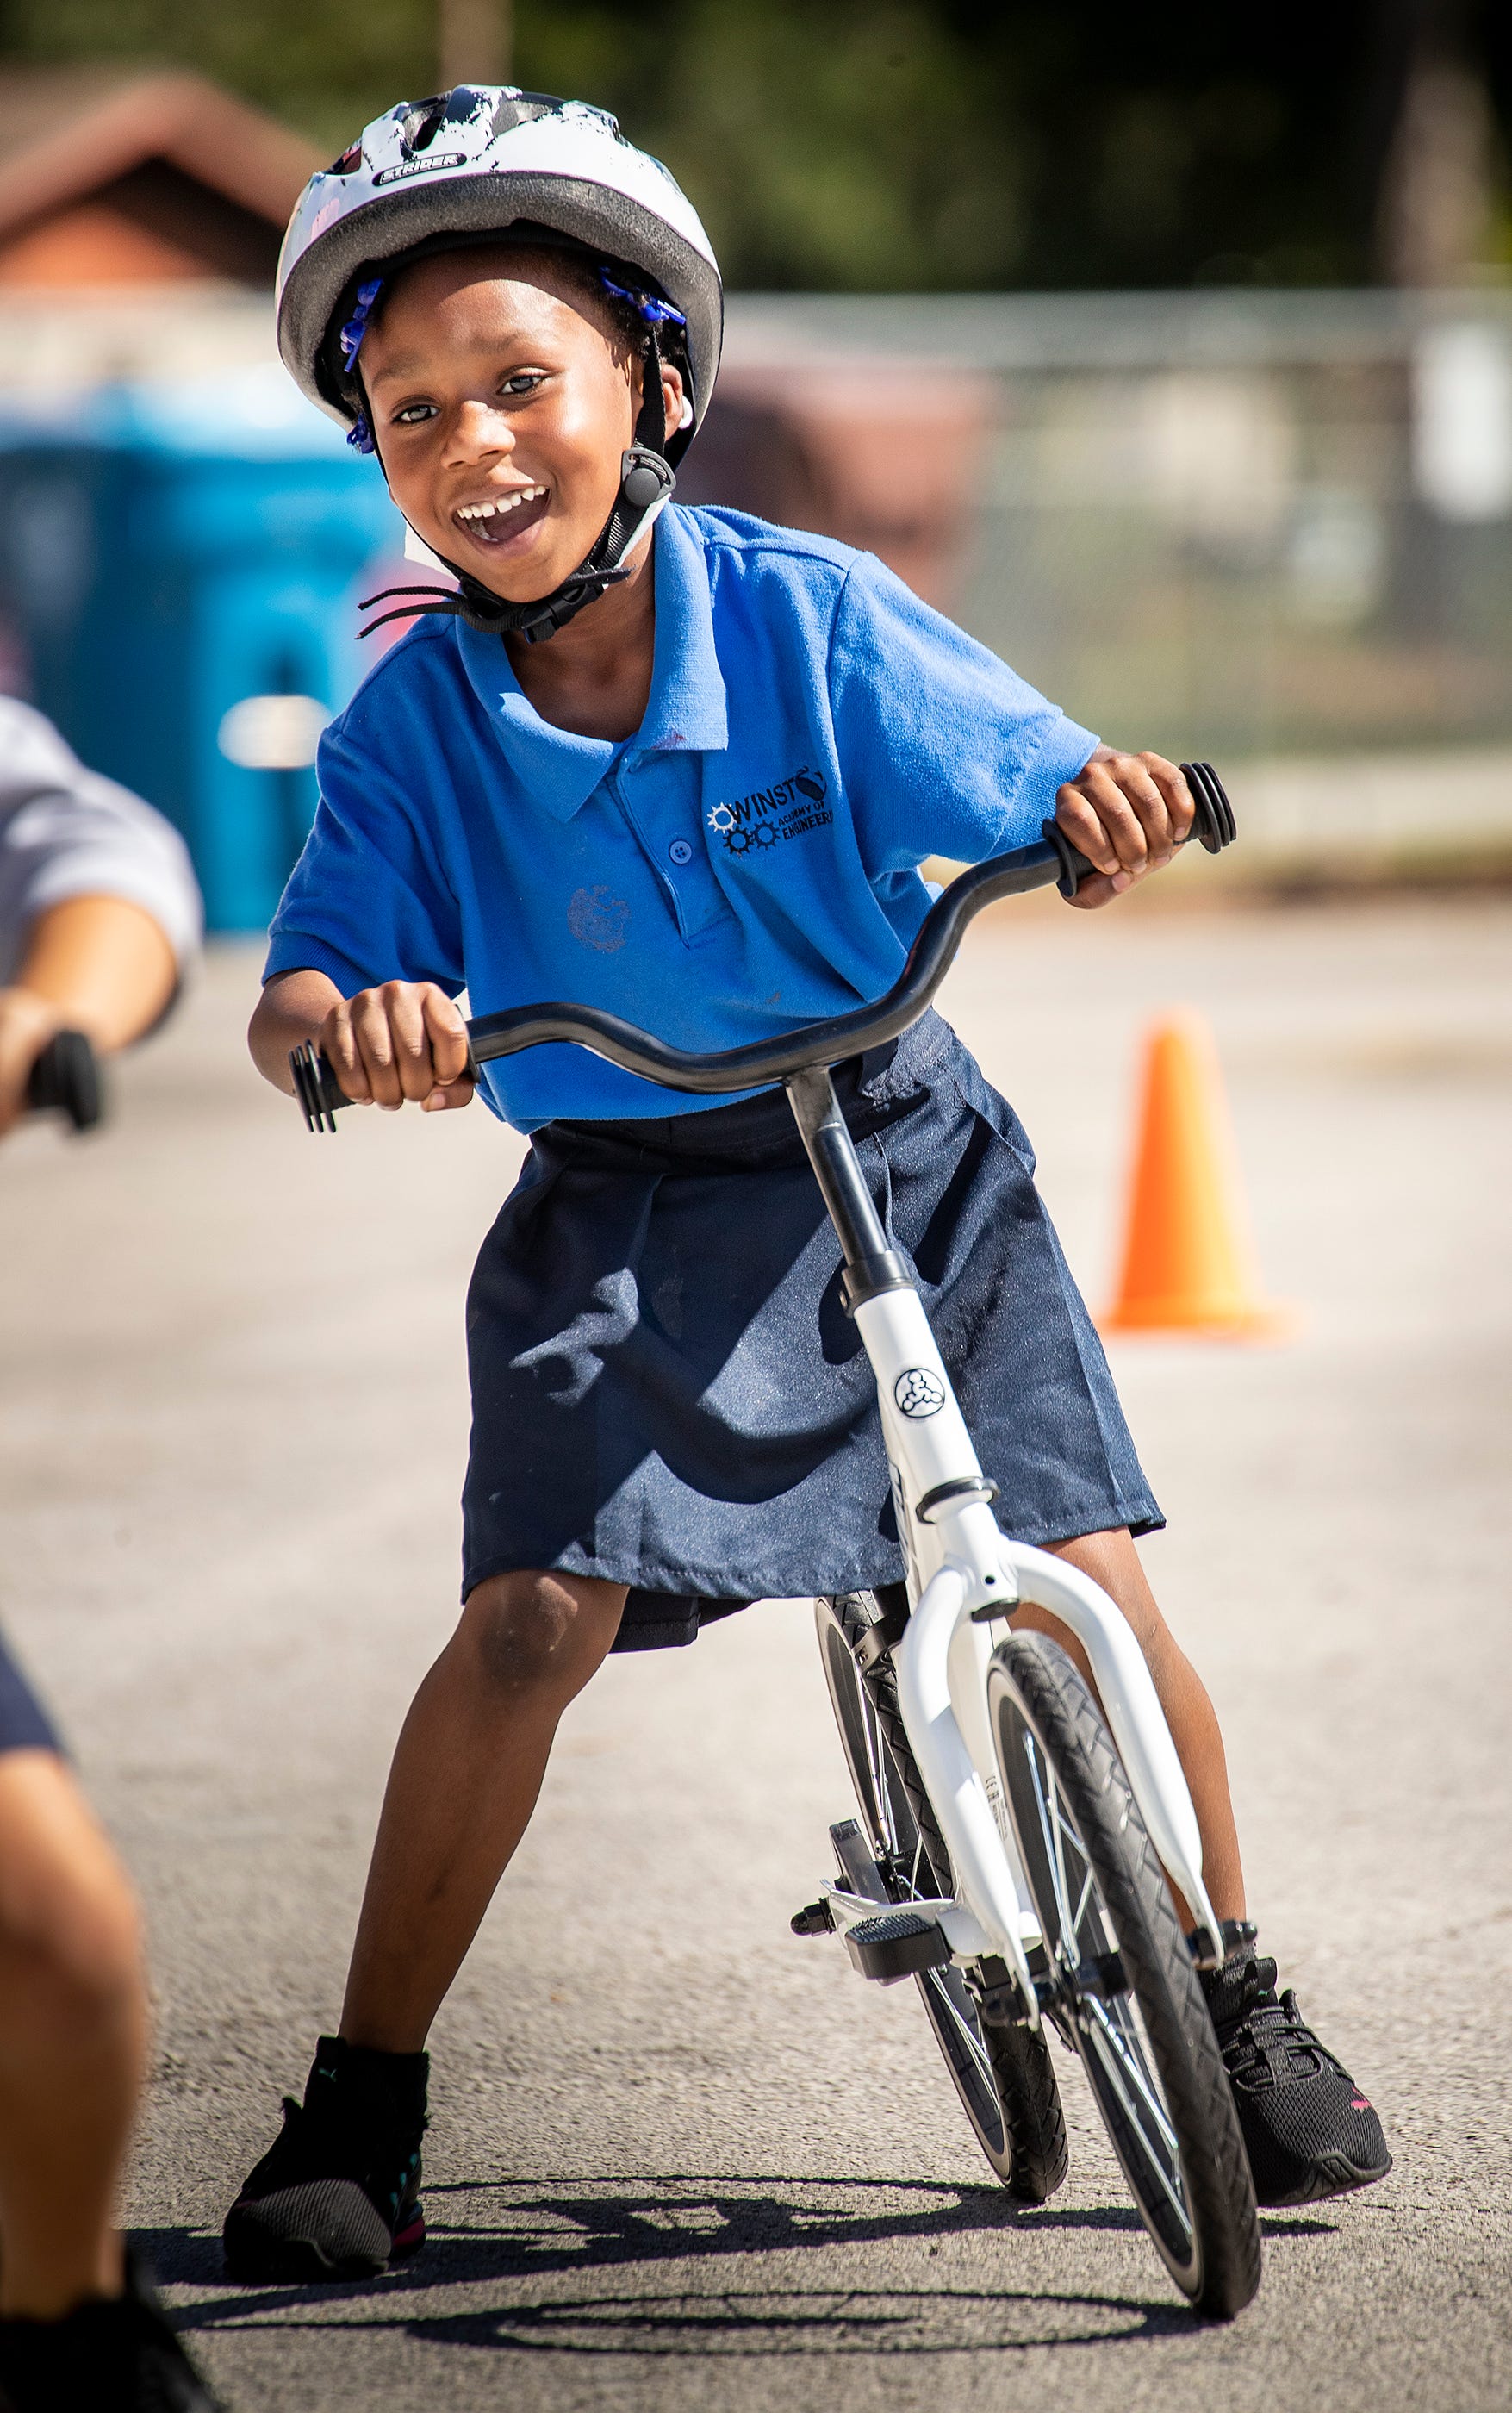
[4,0,1503,291]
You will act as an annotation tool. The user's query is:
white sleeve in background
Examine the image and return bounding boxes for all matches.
[0,698,203,988]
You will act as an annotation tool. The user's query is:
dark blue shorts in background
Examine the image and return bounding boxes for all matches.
[462,1012,1160,1650]
[0,1626,60,1755]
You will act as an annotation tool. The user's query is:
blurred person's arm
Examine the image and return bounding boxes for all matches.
[0,698,203,1136]
[0,895,177,1134]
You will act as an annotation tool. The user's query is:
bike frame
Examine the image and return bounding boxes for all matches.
[782,1064,1224,2015]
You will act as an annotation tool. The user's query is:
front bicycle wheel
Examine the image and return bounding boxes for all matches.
[986,1631,1261,2317]
[816,1593,1066,2203]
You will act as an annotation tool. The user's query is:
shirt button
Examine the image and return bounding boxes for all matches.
[668,838,694,866]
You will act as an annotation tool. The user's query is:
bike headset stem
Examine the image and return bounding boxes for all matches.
[783,1067,912,1315]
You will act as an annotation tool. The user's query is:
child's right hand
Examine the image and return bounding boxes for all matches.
[319,981,476,1113]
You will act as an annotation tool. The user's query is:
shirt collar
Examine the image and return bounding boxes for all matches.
[455,507,728,825]
[637,505,729,758]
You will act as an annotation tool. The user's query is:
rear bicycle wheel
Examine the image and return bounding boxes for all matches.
[815,1593,1066,2202]
[987,1631,1261,2317]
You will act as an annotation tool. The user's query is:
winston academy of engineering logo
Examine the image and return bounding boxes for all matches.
[707,766,831,857]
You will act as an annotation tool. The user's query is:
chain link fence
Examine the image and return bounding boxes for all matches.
[725,290,1512,768]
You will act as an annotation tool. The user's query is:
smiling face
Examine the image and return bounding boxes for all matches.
[358,248,682,602]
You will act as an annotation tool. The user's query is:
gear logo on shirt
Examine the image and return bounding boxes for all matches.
[708,766,831,857]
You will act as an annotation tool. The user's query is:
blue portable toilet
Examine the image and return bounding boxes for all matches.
[0,366,404,930]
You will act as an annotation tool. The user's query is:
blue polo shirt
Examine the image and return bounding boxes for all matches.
[264,505,1097,1130]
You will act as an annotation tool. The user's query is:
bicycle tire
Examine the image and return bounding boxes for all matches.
[815,1593,1067,2203]
[986,1631,1261,2316]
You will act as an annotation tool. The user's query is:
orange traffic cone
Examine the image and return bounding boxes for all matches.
[1102,1012,1288,1339]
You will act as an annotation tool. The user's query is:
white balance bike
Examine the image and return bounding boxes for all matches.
[293,763,1261,2321]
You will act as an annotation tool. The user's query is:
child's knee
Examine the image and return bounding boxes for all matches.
[0,1755,144,2017]
[0,1849,143,2049]
[457,1572,619,1705]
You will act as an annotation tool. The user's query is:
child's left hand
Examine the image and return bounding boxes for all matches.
[1053,748,1194,909]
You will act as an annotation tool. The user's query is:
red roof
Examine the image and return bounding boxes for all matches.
[0,68,321,285]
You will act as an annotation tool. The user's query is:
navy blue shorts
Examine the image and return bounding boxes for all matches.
[0,1627,60,1755]
[462,1011,1160,1651]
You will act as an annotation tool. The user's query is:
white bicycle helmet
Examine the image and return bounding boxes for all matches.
[276,87,724,642]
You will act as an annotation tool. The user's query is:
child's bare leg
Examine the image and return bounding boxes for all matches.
[341,1570,627,2054]
[1011,1526,1246,1925]
[0,1752,148,2317]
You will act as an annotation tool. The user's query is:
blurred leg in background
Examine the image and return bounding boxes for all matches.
[0,1744,146,2320]
[0,1643,223,2411]
[0,718,216,2401]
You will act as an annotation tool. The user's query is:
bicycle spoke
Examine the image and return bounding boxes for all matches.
[1047,1772,1077,1946]
[1085,1998,1182,2160]
[1048,1795,1095,1942]
[1072,1861,1097,1938]
[862,1699,897,1858]
[1082,2012,1191,2243]
[922,1969,995,2092]
[1024,1733,1080,1951]
[852,1635,933,1906]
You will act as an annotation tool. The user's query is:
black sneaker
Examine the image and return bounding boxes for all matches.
[1198,1926,1391,2207]
[0,2247,222,2412]
[221,2036,427,2283]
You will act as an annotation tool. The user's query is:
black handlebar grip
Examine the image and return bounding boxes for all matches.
[1179,761,1237,853]
[290,1040,348,1133]
[25,1029,103,1132]
[290,1039,482,1134]
[1038,821,1097,900]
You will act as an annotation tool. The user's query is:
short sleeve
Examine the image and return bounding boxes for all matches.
[264,710,464,997]
[0,699,202,983]
[827,554,1098,872]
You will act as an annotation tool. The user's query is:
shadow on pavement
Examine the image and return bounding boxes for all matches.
[134,2172,1258,2358]
[398,2282,1184,2356]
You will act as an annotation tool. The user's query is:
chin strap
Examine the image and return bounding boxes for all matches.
[358,333,676,647]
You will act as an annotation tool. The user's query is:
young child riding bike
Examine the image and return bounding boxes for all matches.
[225,86,1390,2282]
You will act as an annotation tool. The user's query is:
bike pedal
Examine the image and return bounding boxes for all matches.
[790,1898,836,1936]
[843,1908,950,1985]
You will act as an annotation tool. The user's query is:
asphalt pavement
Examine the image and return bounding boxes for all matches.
[1,892,1509,2412]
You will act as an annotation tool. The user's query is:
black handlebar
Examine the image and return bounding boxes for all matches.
[291,761,1236,1132]
[24,1029,103,1133]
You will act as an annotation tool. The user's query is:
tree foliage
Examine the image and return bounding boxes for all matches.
[0,0,1508,288]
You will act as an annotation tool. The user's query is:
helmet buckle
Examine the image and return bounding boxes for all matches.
[620,449,674,514]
